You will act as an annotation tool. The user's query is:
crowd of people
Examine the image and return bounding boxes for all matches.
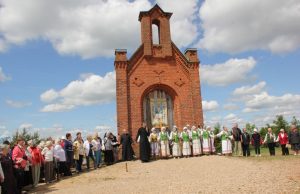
[133,123,300,163]
[0,123,299,194]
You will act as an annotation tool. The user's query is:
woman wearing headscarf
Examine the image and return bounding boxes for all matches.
[180,126,191,158]
[191,126,201,156]
[149,128,160,160]
[159,127,170,159]
[217,127,233,156]
[169,126,181,158]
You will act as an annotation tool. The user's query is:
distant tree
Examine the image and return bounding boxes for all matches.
[272,115,289,134]
[290,116,300,129]
[11,128,40,146]
[245,123,256,133]
[213,123,221,153]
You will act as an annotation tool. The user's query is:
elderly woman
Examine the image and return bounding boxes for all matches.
[28,140,43,187]
[217,127,233,156]
[54,139,66,178]
[84,135,96,170]
[91,133,102,168]
[12,138,27,194]
[277,129,289,156]
[1,144,17,194]
[263,128,276,156]
[42,141,54,183]
[103,132,114,165]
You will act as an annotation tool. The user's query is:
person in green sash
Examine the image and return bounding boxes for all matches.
[263,128,276,156]
[202,126,211,154]
[217,127,233,155]
[159,127,170,158]
[180,127,191,157]
[191,126,201,156]
[170,126,181,158]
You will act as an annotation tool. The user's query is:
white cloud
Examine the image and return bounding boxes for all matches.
[233,81,266,96]
[0,66,10,82]
[223,113,243,125]
[156,0,199,47]
[245,92,300,111]
[40,71,116,112]
[242,107,259,113]
[6,100,32,108]
[0,0,152,58]
[0,0,200,58]
[40,89,59,103]
[223,103,239,111]
[202,100,219,112]
[201,57,256,86]
[198,0,300,54]
[19,123,33,130]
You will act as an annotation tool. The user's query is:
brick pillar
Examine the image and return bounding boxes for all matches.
[185,49,204,126]
[114,49,130,134]
[160,17,172,57]
[140,16,152,56]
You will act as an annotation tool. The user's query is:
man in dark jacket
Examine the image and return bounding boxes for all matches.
[289,125,300,155]
[232,123,242,156]
[241,128,251,157]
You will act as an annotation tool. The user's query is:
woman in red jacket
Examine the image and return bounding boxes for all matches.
[277,129,289,156]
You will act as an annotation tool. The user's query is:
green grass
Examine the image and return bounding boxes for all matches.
[232,146,300,161]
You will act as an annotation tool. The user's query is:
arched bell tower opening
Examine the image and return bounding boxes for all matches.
[152,19,160,45]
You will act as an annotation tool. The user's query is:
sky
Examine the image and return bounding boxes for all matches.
[0,0,300,139]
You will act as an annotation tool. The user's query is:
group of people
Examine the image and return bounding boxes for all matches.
[0,131,121,194]
[0,124,299,193]
[133,123,300,162]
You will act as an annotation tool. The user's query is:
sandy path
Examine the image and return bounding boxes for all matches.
[30,156,300,194]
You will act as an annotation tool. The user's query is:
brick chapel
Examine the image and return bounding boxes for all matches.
[114,4,203,138]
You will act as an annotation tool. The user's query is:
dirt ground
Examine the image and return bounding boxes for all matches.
[30,156,300,194]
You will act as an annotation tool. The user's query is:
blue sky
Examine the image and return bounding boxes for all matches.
[0,0,300,138]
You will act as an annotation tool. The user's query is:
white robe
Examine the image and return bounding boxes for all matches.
[159,132,170,157]
[169,131,181,157]
[180,132,191,156]
[217,131,233,154]
[191,131,201,155]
